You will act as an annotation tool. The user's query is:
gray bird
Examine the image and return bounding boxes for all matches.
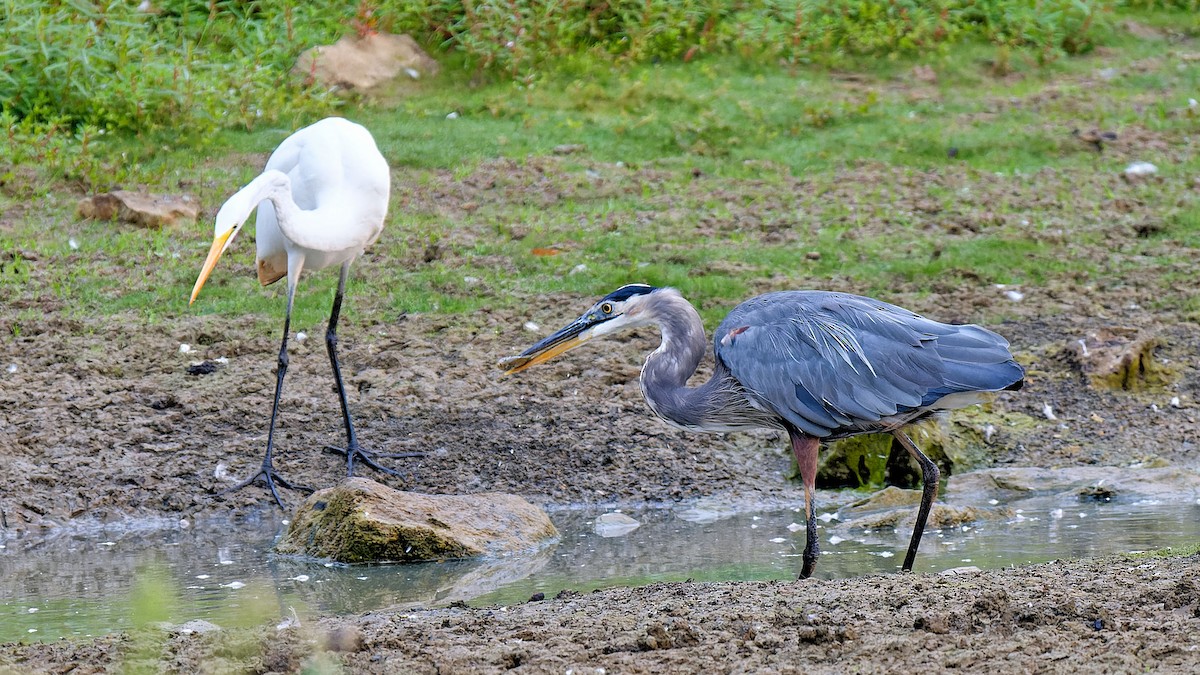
[500,284,1024,578]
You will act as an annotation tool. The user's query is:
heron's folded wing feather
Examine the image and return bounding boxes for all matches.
[715,292,965,437]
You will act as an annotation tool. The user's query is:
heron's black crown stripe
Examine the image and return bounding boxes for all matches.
[602,284,657,302]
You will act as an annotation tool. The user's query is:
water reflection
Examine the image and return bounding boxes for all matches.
[1,498,1197,643]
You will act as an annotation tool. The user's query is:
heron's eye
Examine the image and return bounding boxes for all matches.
[600,302,613,315]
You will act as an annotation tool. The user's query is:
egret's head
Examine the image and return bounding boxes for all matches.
[189,172,288,305]
[498,284,661,374]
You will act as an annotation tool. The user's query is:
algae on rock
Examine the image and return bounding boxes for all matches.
[275,478,559,564]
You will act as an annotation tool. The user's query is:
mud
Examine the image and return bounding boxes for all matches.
[2,262,1198,672]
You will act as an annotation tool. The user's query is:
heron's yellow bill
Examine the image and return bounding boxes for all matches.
[189,229,233,305]
[499,334,588,375]
[499,313,600,375]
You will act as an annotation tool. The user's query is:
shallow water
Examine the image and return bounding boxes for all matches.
[2,496,1198,643]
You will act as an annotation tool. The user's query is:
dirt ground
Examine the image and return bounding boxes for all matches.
[3,89,1200,675]
[2,265,1199,672]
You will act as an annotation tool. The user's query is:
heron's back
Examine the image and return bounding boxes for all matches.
[714,290,1023,439]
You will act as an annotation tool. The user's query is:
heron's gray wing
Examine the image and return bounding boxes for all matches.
[714,291,1016,437]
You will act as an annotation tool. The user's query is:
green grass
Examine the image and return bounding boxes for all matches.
[2,8,1198,334]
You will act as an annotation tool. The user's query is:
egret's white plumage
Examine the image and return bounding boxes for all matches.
[190,117,417,507]
[191,116,389,301]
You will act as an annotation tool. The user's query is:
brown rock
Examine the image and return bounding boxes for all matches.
[76,191,199,229]
[275,478,558,563]
[293,33,440,91]
[844,503,1008,530]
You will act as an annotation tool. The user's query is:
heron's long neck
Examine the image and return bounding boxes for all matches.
[640,293,727,429]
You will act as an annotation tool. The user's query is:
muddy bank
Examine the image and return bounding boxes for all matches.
[1,303,1197,671]
[3,551,1198,673]
[1,304,1196,541]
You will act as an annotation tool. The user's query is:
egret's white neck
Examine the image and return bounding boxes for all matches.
[226,170,351,253]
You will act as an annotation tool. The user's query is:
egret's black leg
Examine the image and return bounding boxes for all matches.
[323,263,423,477]
[893,431,941,573]
[789,431,821,579]
[223,285,314,508]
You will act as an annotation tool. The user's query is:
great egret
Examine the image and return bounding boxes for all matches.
[501,284,1024,577]
[190,117,418,507]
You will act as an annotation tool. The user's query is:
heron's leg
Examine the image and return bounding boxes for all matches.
[893,430,941,573]
[222,284,314,508]
[323,262,423,477]
[789,432,821,579]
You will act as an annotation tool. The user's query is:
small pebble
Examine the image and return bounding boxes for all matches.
[1123,161,1158,181]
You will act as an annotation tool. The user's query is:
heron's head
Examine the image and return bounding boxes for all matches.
[499,284,662,374]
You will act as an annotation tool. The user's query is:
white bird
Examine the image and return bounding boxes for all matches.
[189,117,419,507]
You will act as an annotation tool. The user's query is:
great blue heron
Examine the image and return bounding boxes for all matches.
[501,284,1024,577]
[190,117,419,508]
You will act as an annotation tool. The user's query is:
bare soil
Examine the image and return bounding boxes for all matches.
[3,79,1200,675]
[3,257,1198,672]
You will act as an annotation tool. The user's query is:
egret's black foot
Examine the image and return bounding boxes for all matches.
[221,463,314,509]
[324,443,425,478]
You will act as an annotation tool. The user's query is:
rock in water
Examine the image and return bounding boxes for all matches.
[275,478,558,563]
[593,512,640,537]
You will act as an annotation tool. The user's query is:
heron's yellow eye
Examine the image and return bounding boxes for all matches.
[600,302,613,315]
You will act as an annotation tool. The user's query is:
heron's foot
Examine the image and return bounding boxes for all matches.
[799,554,817,580]
[324,443,425,478]
[220,463,314,509]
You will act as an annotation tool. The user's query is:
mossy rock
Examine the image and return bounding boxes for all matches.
[1066,328,1177,391]
[275,478,559,564]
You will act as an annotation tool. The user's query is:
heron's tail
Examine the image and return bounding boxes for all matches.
[922,324,1025,405]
